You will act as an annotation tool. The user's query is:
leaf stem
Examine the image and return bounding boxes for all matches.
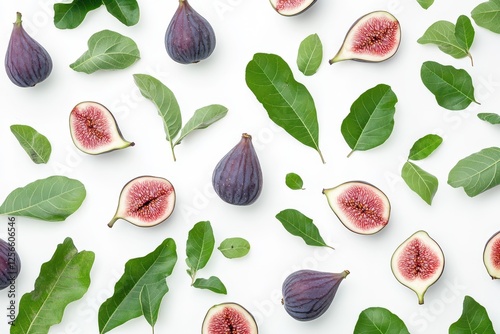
[347,150,355,158]
[170,142,177,162]
[318,149,326,164]
[468,52,474,67]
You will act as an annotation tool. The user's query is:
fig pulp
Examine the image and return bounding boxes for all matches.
[108,176,176,228]
[202,302,258,334]
[329,11,401,64]
[323,181,390,235]
[69,101,134,155]
[269,0,317,16]
[5,12,53,87]
[212,133,263,206]
[391,230,444,304]
[0,238,21,290]
[165,0,216,64]
[483,230,500,279]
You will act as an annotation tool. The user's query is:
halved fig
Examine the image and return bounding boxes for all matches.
[483,230,500,279]
[202,302,258,334]
[391,230,445,304]
[69,101,134,155]
[329,11,401,64]
[108,176,176,228]
[269,0,317,16]
[322,181,390,235]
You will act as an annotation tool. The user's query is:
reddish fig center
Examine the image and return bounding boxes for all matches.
[126,180,173,223]
[398,238,440,280]
[72,106,112,149]
[337,185,387,229]
[352,18,399,56]
[276,0,305,10]
[491,238,500,269]
[208,307,251,334]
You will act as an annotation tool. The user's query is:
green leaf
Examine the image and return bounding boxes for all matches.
[420,61,478,110]
[472,0,500,34]
[70,30,140,74]
[478,112,500,125]
[448,147,500,197]
[102,0,139,26]
[53,0,102,29]
[245,53,324,163]
[133,74,182,161]
[408,134,443,161]
[285,172,304,190]
[140,280,169,330]
[218,237,251,259]
[402,161,439,205]
[341,84,398,157]
[98,238,177,334]
[192,276,227,294]
[10,124,52,164]
[186,221,215,283]
[275,209,334,249]
[297,33,323,76]
[417,0,434,9]
[173,104,228,146]
[353,307,410,334]
[11,237,94,334]
[449,296,495,334]
[417,21,470,60]
[455,16,475,55]
[0,176,86,222]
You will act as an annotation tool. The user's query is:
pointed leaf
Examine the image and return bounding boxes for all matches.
[10,124,52,164]
[98,238,177,334]
[354,307,410,334]
[408,134,443,161]
[402,161,439,205]
[11,237,94,334]
[449,296,495,334]
[174,104,228,146]
[140,280,169,329]
[471,0,500,34]
[0,176,86,222]
[186,221,215,276]
[285,172,304,190]
[417,21,469,59]
[192,276,227,294]
[297,33,323,76]
[218,237,251,259]
[53,0,102,29]
[102,0,139,26]
[455,15,475,52]
[417,0,434,9]
[478,112,500,125]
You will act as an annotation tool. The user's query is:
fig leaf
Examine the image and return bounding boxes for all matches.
[417,0,434,9]
[11,238,94,334]
[102,0,139,26]
[186,221,215,284]
[174,104,228,146]
[285,172,305,190]
[353,307,410,334]
[449,296,495,334]
[297,33,323,76]
[478,112,500,125]
[193,276,227,295]
[218,237,251,259]
[10,124,52,164]
[471,0,500,34]
[402,161,439,205]
[408,134,443,161]
[54,0,102,29]
[140,280,169,330]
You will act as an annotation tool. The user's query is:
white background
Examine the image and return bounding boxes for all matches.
[1,0,500,333]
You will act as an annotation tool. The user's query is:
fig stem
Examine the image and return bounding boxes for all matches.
[15,12,22,25]
[108,216,119,228]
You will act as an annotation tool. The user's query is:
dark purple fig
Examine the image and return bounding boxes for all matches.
[329,11,401,64]
[0,238,21,290]
[269,0,317,16]
[202,302,258,334]
[391,230,444,304]
[5,12,53,87]
[483,230,500,279]
[282,269,349,321]
[323,181,390,235]
[69,101,134,155]
[165,0,216,64]
[108,176,176,228]
[212,133,263,206]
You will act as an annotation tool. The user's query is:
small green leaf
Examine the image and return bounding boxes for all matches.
[140,280,169,330]
[449,296,495,334]
[174,104,228,146]
[0,176,86,222]
[353,307,410,334]
[192,276,227,295]
[478,112,500,125]
[417,21,469,59]
[275,209,334,249]
[420,61,478,110]
[186,221,215,283]
[341,84,398,157]
[53,0,102,29]
[448,147,500,197]
[10,124,52,164]
[472,0,500,34]
[402,162,439,205]
[102,0,139,26]
[11,238,94,334]
[417,0,434,9]
[285,172,304,190]
[218,237,251,259]
[408,134,443,161]
[297,33,323,76]
[455,16,475,54]
[70,30,140,74]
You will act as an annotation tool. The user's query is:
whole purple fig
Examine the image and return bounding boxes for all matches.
[5,12,53,87]
[0,238,21,290]
[165,0,216,64]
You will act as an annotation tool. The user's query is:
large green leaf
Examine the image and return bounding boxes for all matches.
[174,104,228,146]
[341,84,398,157]
[245,53,324,163]
[0,176,86,222]
[11,238,94,334]
[102,0,139,26]
[98,238,177,334]
[297,33,323,76]
[472,0,500,34]
[353,307,410,334]
[402,161,439,205]
[186,221,215,282]
[10,124,52,164]
[449,296,496,334]
[53,0,102,29]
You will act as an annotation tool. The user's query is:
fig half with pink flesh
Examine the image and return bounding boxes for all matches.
[483,230,500,279]
[269,0,317,16]
[323,181,390,235]
[69,101,134,155]
[202,302,258,334]
[391,230,445,304]
[108,176,176,228]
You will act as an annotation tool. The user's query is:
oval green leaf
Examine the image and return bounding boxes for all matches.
[417,20,469,59]
[218,237,250,259]
[297,33,323,76]
[478,112,500,125]
[102,0,139,26]
[455,16,475,54]
[174,104,228,146]
[186,221,215,280]
[449,296,495,334]
[402,161,439,205]
[10,124,52,164]
[54,0,102,29]
[354,307,410,334]
[285,172,304,190]
[472,0,500,34]
[408,134,443,161]
[192,276,227,295]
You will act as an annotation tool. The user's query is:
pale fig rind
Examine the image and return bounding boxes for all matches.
[329,11,401,64]
[0,238,21,290]
[269,0,317,16]
[483,230,500,279]
[391,230,445,304]
[281,269,349,321]
[108,176,176,228]
[323,181,390,235]
[5,12,53,87]
[202,302,258,334]
[69,101,134,155]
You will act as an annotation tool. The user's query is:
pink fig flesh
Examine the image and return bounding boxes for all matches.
[269,0,317,16]
[202,302,258,334]
[484,230,500,279]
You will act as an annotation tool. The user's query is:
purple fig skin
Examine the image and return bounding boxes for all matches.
[0,238,21,290]
[212,133,263,206]
[5,12,53,87]
[165,0,216,64]
[282,269,349,321]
